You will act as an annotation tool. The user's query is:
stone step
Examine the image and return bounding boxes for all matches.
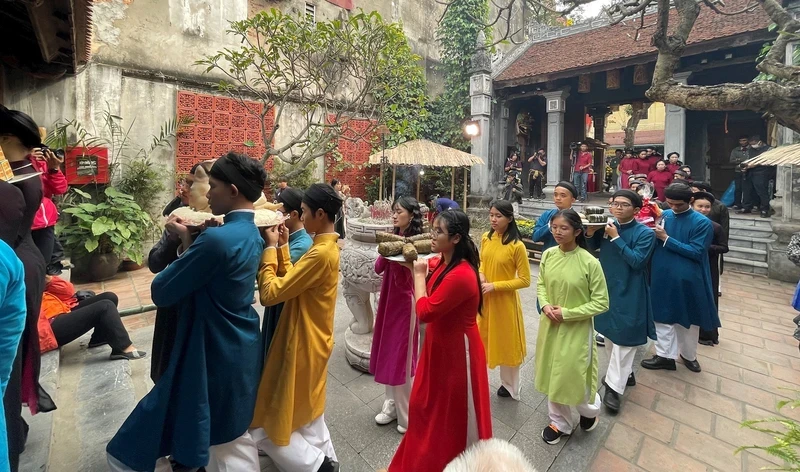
[727,234,775,251]
[729,214,773,229]
[727,246,768,262]
[725,256,769,276]
[729,226,775,238]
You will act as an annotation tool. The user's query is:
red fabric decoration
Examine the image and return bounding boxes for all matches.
[325,0,353,9]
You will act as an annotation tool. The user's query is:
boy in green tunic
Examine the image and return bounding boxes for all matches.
[536,209,609,445]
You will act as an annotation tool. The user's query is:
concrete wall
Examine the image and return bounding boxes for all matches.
[91,0,444,94]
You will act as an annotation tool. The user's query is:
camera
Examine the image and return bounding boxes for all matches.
[569,142,580,150]
[39,145,65,160]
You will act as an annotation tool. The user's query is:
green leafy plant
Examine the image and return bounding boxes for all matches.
[57,187,154,265]
[46,106,191,221]
[197,9,427,179]
[271,158,317,191]
[736,390,800,469]
[425,0,491,151]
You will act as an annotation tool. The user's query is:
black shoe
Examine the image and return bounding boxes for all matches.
[641,355,677,371]
[681,355,702,373]
[603,387,620,413]
[595,334,605,346]
[318,456,340,472]
[109,350,147,361]
[736,209,752,214]
[580,415,599,431]
[760,211,770,218]
[542,424,568,445]
[497,385,512,398]
[87,341,108,349]
[627,373,636,387]
[698,339,714,346]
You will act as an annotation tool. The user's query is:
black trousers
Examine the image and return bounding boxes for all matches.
[528,171,544,198]
[50,293,132,352]
[733,172,743,207]
[31,226,55,268]
[742,170,772,213]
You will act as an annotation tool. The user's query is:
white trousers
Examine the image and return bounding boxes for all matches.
[381,380,413,428]
[499,365,521,400]
[655,322,699,362]
[604,341,637,395]
[107,431,260,472]
[251,414,336,472]
[547,392,601,435]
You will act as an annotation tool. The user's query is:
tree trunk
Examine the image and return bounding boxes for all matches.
[623,102,651,149]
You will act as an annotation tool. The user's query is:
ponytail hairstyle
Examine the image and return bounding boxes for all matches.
[488,200,521,245]
[551,208,588,250]
[428,209,482,314]
[392,196,424,237]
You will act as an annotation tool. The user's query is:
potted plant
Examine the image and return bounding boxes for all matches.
[58,187,154,281]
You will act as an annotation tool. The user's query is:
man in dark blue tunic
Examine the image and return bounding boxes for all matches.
[587,190,656,413]
[106,152,266,472]
[641,183,719,374]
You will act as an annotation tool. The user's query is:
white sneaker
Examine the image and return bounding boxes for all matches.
[375,412,397,425]
[397,424,407,434]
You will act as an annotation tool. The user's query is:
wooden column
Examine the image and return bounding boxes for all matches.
[391,165,397,202]
[416,171,421,201]
[463,167,468,209]
[379,164,384,202]
[450,168,455,200]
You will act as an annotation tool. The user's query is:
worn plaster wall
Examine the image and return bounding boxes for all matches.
[91,0,249,82]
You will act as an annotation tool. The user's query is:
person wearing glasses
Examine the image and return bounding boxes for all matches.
[586,190,656,413]
[536,209,609,445]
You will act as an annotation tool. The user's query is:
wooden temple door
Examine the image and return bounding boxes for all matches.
[707,119,765,195]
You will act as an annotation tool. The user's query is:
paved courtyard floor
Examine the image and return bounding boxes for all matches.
[20,265,800,472]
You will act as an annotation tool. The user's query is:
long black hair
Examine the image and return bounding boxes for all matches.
[488,200,521,245]
[392,196,423,237]
[428,209,482,314]
[551,208,588,250]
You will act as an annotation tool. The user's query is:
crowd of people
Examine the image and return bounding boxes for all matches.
[0,102,787,472]
[0,107,149,472]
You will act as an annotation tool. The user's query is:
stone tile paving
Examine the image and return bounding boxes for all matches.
[47,267,800,472]
[590,271,800,472]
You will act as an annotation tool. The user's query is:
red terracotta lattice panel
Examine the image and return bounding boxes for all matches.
[213,127,231,143]
[195,110,213,126]
[177,91,196,110]
[231,129,247,144]
[324,115,379,199]
[174,90,275,174]
[230,114,247,130]
[195,125,213,143]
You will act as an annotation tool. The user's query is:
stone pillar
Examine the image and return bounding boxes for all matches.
[543,90,569,192]
[469,33,493,200]
[767,41,800,283]
[588,107,610,191]
[664,72,690,159]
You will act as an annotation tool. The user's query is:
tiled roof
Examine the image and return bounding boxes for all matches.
[495,0,771,86]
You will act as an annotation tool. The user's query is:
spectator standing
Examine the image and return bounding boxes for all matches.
[691,192,728,346]
[572,143,593,202]
[738,135,774,218]
[729,135,750,209]
[647,160,673,201]
[618,150,637,189]
[29,147,67,265]
[666,152,683,174]
[273,178,288,201]
[633,150,651,176]
[527,148,546,199]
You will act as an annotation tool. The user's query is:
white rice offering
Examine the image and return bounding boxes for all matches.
[169,207,220,227]
[254,209,285,228]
